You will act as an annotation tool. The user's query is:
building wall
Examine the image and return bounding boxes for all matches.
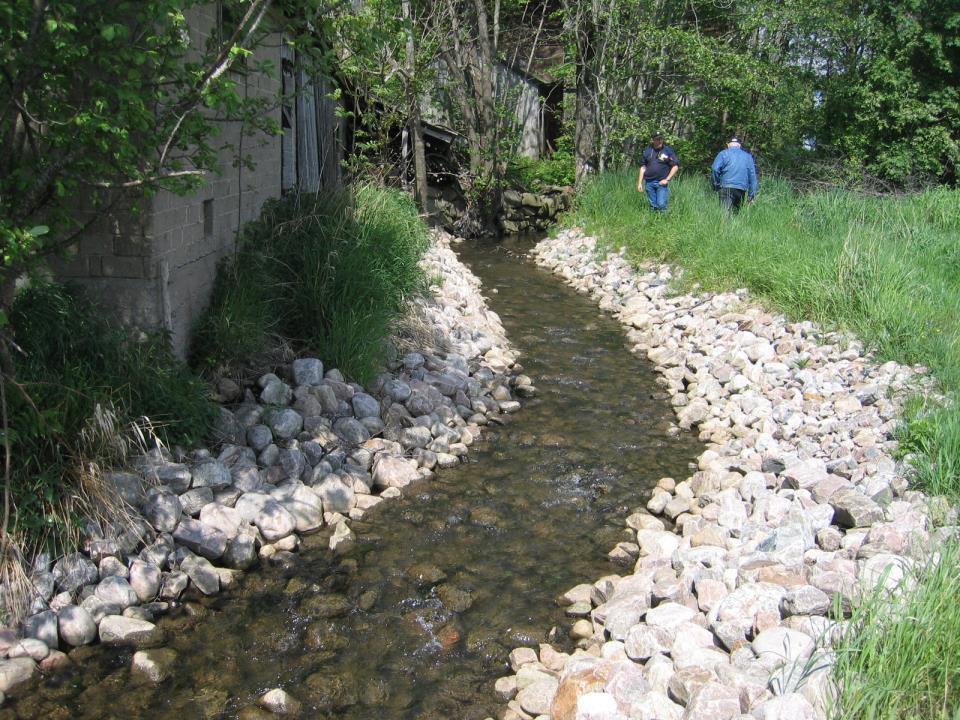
[52,4,284,358]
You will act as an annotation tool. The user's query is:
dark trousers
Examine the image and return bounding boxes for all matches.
[718,187,746,213]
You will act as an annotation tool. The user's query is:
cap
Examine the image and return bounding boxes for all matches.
[651,131,664,139]
[728,136,741,144]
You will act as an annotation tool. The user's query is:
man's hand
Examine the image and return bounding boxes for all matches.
[659,179,669,186]
[638,182,644,192]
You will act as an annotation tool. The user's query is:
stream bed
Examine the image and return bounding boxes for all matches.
[7,236,702,720]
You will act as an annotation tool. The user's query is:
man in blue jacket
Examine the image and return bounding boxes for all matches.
[637,132,680,212]
[711,137,758,213]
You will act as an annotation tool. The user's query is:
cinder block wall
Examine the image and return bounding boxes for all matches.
[53,4,283,358]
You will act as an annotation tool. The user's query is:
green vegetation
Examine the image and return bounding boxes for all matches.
[506,150,576,192]
[5,283,214,557]
[191,185,430,383]
[831,540,960,719]
[571,171,960,496]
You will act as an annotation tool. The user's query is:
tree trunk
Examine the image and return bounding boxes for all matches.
[402,0,429,212]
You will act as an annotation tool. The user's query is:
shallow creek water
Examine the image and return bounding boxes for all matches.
[8,237,702,720]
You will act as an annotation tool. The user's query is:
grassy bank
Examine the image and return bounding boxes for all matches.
[831,540,960,719]
[191,184,430,383]
[571,172,960,498]
[2,283,215,617]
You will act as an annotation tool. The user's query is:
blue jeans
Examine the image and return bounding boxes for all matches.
[645,182,669,212]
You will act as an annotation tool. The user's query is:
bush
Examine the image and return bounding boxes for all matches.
[191,185,430,383]
[4,282,215,555]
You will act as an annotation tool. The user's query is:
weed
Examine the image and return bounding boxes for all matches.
[830,540,960,719]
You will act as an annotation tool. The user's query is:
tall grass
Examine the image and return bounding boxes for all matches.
[571,172,960,497]
[831,540,960,719]
[191,185,430,383]
[4,283,215,568]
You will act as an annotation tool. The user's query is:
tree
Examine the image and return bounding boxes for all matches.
[0,0,340,355]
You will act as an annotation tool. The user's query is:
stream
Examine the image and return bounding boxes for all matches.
[6,236,702,720]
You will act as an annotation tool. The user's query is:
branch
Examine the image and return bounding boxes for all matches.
[157,0,273,170]
[84,169,207,189]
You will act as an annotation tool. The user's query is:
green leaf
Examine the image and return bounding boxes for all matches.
[100,25,116,41]
[29,226,49,238]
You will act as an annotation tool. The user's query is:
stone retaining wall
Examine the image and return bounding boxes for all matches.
[500,187,574,235]
[492,228,943,720]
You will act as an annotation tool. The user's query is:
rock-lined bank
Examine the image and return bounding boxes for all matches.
[0,231,529,701]
[493,229,941,720]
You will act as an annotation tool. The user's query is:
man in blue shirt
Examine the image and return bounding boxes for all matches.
[637,132,680,212]
[711,136,758,213]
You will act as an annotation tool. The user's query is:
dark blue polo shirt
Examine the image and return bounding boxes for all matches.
[642,144,680,182]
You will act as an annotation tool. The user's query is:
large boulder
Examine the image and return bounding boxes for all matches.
[52,553,98,593]
[372,455,419,490]
[172,518,228,560]
[98,616,161,646]
[234,492,296,541]
[57,605,97,646]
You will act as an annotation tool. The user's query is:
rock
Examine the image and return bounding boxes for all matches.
[131,648,178,684]
[24,610,58,648]
[667,666,714,706]
[105,471,147,508]
[333,417,370,445]
[329,521,354,552]
[144,491,183,533]
[313,476,355,514]
[161,571,190,600]
[224,532,258,570]
[509,647,539,671]
[645,602,696,629]
[372,454,420,489]
[630,691,683,720]
[551,663,614,720]
[191,460,232,489]
[260,687,302,715]
[98,615,161,646]
[180,487,215,516]
[154,463,193,493]
[495,675,519,701]
[96,577,139,609]
[351,393,381,419]
[0,657,35,693]
[683,681,740,719]
[781,586,831,617]
[267,409,303,440]
[57,605,97,646]
[752,627,815,669]
[830,489,884,528]
[199,503,244,540]
[8,638,49,661]
[293,358,324,386]
[173,518,228,560]
[517,678,559,716]
[128,560,162,602]
[52,553,98,593]
[753,693,816,720]
[180,554,221,595]
[235,492,297,541]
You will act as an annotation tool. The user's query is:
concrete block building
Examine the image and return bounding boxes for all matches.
[51,4,342,357]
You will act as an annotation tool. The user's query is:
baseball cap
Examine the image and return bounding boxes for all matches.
[729,136,741,144]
